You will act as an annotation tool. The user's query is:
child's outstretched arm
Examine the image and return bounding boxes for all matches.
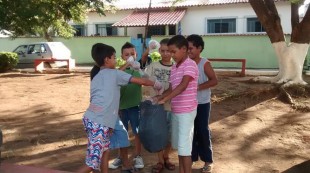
[158,75,192,104]
[130,77,153,86]
[130,77,162,91]
[140,47,149,65]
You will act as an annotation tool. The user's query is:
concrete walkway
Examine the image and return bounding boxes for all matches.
[13,66,281,76]
[11,66,310,77]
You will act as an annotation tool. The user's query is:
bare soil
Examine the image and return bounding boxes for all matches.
[0,71,309,173]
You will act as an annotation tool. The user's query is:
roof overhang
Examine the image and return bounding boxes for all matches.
[112,9,186,27]
[111,0,288,10]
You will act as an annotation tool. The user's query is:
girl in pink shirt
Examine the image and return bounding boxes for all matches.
[157,35,199,173]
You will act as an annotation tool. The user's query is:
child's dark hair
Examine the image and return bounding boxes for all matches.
[121,42,135,53]
[186,34,204,52]
[91,43,115,66]
[160,38,170,45]
[167,35,188,50]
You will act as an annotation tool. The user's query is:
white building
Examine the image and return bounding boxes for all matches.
[70,0,291,38]
[299,0,310,19]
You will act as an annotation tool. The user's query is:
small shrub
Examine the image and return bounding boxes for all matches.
[0,52,18,72]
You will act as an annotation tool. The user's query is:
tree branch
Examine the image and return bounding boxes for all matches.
[249,0,285,43]
[291,3,299,30]
[291,2,310,43]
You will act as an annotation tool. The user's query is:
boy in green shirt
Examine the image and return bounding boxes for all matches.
[109,42,144,171]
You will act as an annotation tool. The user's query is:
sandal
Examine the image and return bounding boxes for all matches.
[164,158,175,171]
[152,162,164,173]
[201,164,213,173]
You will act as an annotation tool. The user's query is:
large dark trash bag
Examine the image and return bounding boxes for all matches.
[139,100,168,153]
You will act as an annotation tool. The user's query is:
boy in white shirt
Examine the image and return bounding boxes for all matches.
[144,38,176,173]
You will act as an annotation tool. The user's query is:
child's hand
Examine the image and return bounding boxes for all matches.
[148,40,160,54]
[153,80,164,95]
[132,61,141,70]
[152,95,165,104]
[157,98,165,105]
[108,128,114,136]
[151,96,159,104]
[153,79,162,90]
[126,56,135,65]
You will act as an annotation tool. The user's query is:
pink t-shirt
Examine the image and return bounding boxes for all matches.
[169,57,199,113]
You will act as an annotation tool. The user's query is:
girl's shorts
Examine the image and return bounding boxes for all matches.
[82,117,113,170]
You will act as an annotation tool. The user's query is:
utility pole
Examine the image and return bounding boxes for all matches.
[144,0,152,50]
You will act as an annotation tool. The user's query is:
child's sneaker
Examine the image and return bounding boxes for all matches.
[109,157,122,169]
[202,163,213,173]
[133,155,144,169]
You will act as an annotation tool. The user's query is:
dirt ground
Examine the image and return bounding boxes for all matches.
[0,70,309,173]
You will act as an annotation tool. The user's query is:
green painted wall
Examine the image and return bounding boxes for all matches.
[1,35,309,69]
[0,37,131,64]
[153,35,310,70]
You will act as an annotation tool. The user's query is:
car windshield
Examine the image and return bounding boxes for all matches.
[13,45,28,54]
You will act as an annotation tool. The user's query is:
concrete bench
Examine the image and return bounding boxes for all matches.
[208,58,246,77]
[34,58,75,73]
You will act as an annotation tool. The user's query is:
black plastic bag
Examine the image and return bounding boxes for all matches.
[139,100,168,153]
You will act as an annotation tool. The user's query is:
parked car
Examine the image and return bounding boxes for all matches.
[13,42,75,69]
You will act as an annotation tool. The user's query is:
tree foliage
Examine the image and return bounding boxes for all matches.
[0,0,114,41]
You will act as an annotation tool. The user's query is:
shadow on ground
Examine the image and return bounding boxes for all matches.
[282,160,310,173]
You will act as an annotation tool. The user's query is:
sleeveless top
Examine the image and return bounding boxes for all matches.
[197,58,211,104]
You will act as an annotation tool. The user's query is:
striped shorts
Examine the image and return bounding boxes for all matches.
[82,117,113,170]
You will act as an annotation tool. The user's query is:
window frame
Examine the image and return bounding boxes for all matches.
[72,24,86,36]
[95,23,118,36]
[205,17,237,34]
[245,16,266,33]
[148,25,166,36]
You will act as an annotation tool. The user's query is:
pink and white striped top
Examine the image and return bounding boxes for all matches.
[170,57,199,113]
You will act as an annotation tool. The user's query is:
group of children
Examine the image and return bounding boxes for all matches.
[78,34,218,173]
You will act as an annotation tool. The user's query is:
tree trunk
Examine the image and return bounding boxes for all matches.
[272,42,309,85]
[249,0,310,85]
[44,29,53,42]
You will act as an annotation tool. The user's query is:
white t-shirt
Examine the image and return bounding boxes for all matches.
[144,61,173,111]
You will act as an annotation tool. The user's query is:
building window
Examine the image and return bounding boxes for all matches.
[169,25,176,35]
[96,24,117,36]
[207,18,236,33]
[72,25,86,36]
[247,17,265,32]
[148,26,165,36]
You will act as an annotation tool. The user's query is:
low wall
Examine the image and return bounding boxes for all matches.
[0,36,131,64]
[1,35,309,69]
[152,35,310,69]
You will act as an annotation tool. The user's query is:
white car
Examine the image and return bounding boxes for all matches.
[13,42,75,69]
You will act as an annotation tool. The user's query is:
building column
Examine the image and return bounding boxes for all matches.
[124,27,128,36]
[165,25,169,36]
[176,23,179,35]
